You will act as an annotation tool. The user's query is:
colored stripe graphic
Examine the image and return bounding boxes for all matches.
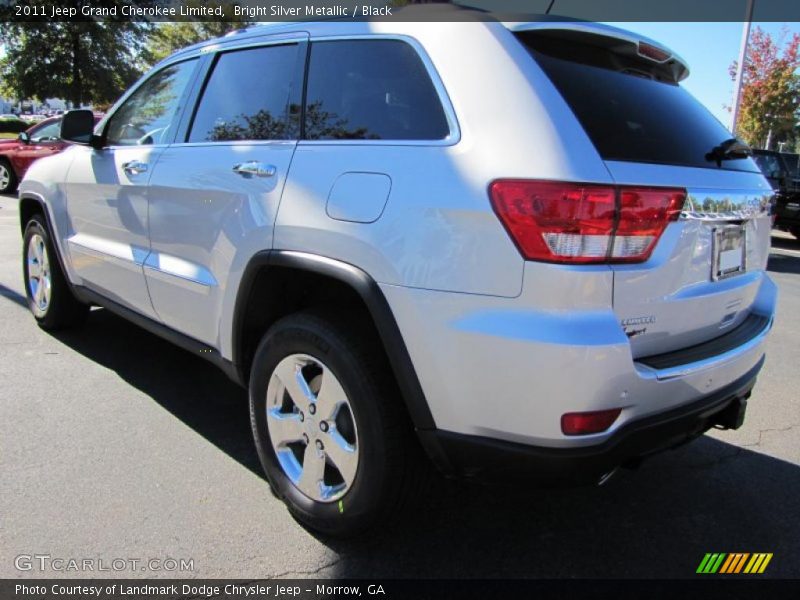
[697,554,713,573]
[733,553,750,573]
[699,553,773,574]
[759,554,773,573]
[697,553,727,573]
[719,554,735,574]
[744,553,774,574]
[710,553,726,573]
[720,553,749,573]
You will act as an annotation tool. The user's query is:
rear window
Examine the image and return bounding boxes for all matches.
[303,40,450,141]
[519,35,759,172]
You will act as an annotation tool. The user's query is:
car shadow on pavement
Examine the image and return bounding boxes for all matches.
[0,281,28,309]
[767,232,800,275]
[47,307,799,579]
[768,250,800,275]
[51,308,261,478]
[771,233,800,249]
[323,436,800,578]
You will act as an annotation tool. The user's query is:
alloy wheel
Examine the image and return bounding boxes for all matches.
[266,353,359,502]
[27,233,51,318]
[0,164,10,191]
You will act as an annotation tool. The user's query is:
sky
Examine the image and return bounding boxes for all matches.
[607,21,800,129]
[1,19,799,132]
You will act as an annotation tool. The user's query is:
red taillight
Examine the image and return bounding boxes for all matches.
[489,180,684,264]
[561,409,622,436]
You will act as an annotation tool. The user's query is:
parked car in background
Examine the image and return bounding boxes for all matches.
[0,115,102,194]
[752,149,800,239]
[0,114,29,135]
[781,151,799,182]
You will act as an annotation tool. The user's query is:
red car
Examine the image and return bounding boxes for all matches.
[0,114,102,194]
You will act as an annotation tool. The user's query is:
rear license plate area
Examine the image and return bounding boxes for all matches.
[712,224,746,281]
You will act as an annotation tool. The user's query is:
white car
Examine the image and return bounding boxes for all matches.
[18,16,776,536]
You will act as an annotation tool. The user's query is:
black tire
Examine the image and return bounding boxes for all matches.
[22,214,89,329]
[0,158,17,194]
[249,310,425,537]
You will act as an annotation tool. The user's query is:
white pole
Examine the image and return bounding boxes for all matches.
[730,0,755,134]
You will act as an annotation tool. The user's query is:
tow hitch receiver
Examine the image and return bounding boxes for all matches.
[713,393,750,430]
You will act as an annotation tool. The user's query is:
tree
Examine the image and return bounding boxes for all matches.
[146,2,251,66]
[0,4,152,108]
[730,27,800,150]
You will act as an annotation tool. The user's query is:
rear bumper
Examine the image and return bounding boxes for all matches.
[382,272,776,448]
[419,358,762,485]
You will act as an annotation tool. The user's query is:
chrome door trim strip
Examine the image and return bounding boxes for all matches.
[67,233,149,265]
[143,252,218,287]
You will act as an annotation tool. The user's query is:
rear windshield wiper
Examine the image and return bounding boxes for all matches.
[706,138,752,167]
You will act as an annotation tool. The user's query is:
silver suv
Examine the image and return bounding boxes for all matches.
[19,19,776,536]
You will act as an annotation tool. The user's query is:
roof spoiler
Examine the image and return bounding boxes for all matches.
[505,21,690,82]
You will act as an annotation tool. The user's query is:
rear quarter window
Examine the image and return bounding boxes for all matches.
[303,39,450,141]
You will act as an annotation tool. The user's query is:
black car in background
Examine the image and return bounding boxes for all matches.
[752,149,800,239]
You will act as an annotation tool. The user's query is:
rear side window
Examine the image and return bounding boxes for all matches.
[189,44,299,142]
[519,35,759,172]
[304,40,449,141]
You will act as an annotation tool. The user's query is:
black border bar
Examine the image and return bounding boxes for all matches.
[1,0,800,23]
[3,579,800,600]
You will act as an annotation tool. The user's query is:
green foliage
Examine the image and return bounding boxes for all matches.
[730,27,800,150]
[146,2,251,65]
[0,3,153,108]
[0,117,29,134]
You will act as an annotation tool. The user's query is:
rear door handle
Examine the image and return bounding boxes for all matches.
[122,160,148,175]
[232,161,276,178]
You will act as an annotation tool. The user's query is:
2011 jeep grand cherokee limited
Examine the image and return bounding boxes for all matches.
[18,19,776,536]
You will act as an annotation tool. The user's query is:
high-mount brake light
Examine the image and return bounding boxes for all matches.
[637,41,671,63]
[489,180,685,264]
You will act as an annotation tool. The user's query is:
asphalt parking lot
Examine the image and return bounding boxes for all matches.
[1,191,798,579]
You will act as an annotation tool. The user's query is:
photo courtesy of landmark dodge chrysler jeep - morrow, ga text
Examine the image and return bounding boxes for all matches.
[17,14,776,536]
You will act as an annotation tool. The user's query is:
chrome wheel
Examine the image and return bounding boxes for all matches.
[266,353,359,503]
[27,233,51,318]
[0,163,10,191]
